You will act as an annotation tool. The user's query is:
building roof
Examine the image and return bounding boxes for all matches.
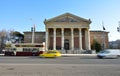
[23,31,45,33]
[44,13,91,24]
[90,30,109,33]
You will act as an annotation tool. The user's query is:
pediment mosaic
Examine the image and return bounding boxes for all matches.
[54,16,79,22]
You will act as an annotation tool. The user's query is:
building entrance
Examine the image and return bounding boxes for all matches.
[64,39,69,50]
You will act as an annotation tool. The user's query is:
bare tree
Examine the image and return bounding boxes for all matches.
[0,29,14,51]
[0,29,7,51]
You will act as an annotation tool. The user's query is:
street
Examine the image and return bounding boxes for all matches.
[0,56,120,64]
[0,56,120,76]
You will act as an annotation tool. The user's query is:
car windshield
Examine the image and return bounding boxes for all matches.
[47,51,57,54]
[99,50,110,54]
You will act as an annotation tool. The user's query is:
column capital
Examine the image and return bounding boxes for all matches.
[46,28,48,31]
[61,28,64,30]
[71,28,74,30]
[78,28,82,30]
[53,28,56,30]
[86,28,89,30]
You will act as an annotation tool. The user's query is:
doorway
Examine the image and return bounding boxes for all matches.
[64,39,69,50]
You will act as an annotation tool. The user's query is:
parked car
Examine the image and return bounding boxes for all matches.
[39,50,61,58]
[97,49,120,59]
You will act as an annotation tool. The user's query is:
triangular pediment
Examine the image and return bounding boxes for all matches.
[54,16,79,22]
[44,13,91,24]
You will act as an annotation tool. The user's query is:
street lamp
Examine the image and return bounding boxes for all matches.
[30,18,35,44]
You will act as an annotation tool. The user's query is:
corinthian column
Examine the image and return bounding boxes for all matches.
[61,28,64,50]
[45,28,49,51]
[85,28,91,50]
[79,28,82,50]
[71,28,74,50]
[53,28,56,50]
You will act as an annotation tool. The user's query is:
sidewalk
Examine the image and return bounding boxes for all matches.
[61,54,97,57]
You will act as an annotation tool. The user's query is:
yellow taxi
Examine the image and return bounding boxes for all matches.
[39,50,61,58]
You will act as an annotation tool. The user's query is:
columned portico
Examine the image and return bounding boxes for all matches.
[45,28,91,51]
[44,13,91,53]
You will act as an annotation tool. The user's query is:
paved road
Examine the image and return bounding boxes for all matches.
[0,56,120,64]
[0,56,120,76]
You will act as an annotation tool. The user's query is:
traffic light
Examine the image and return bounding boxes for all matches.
[117,27,120,32]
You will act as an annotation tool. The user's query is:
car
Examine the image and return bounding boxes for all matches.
[39,50,61,58]
[97,49,120,59]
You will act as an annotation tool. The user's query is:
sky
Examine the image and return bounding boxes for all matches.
[0,0,120,41]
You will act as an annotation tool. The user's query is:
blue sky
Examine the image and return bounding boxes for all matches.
[0,0,120,41]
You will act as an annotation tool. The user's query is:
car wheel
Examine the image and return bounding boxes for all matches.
[54,55,57,58]
[116,55,119,59]
[98,56,103,59]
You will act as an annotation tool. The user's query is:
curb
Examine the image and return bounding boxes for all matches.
[61,54,97,57]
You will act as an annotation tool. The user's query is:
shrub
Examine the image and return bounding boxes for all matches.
[91,39,102,53]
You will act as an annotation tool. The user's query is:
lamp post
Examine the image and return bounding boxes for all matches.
[30,18,35,44]
[31,24,36,44]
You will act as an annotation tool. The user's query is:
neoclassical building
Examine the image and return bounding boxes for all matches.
[44,13,92,52]
[24,13,109,53]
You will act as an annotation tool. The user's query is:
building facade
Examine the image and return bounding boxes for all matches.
[24,13,109,53]
[24,32,45,43]
[44,13,91,52]
[90,31,109,49]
